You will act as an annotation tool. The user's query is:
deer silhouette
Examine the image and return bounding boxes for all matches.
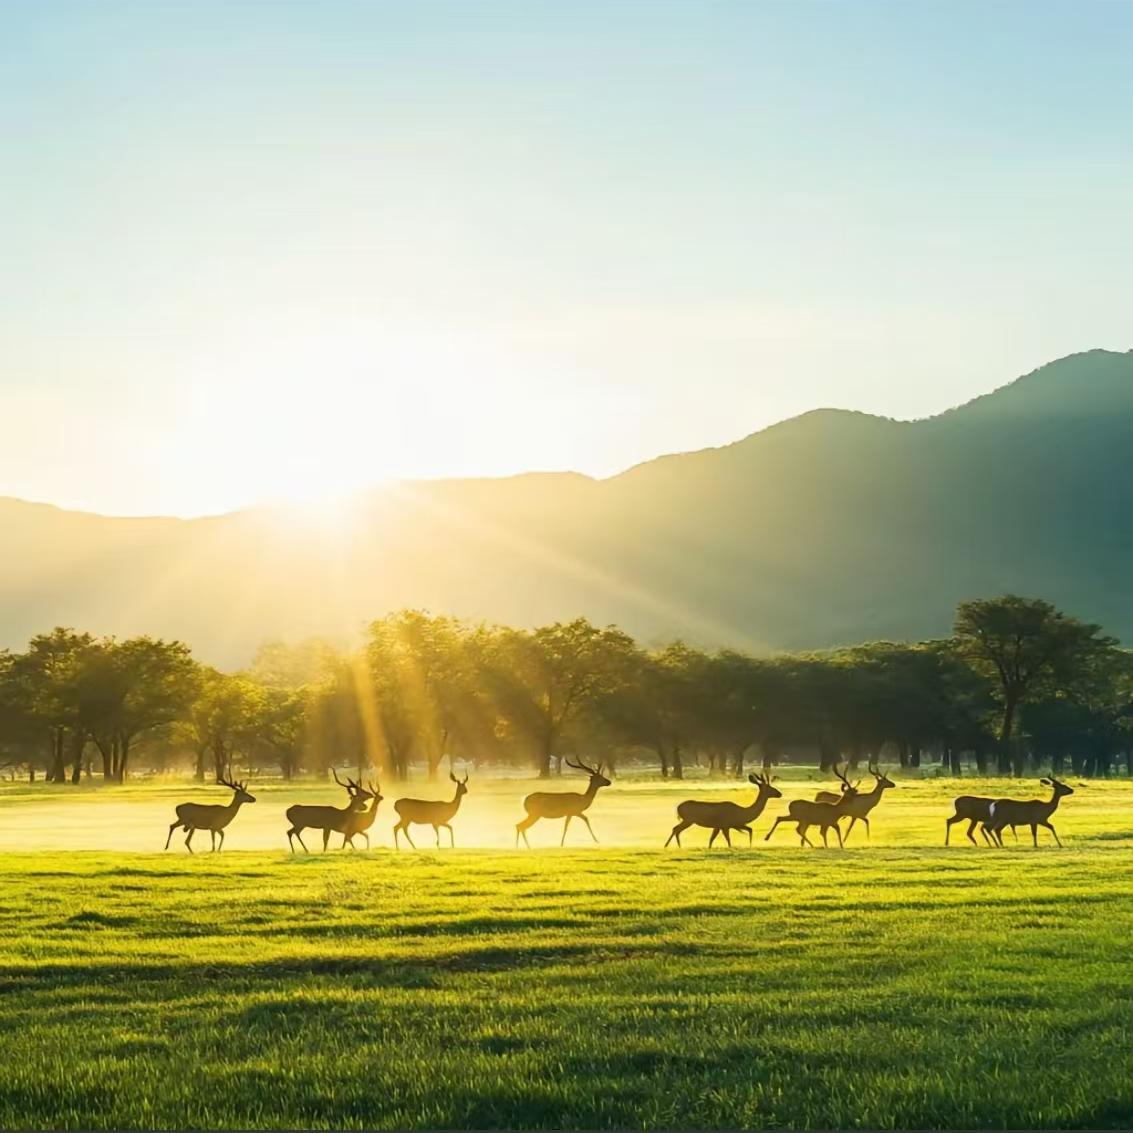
[165,775,256,853]
[516,758,610,847]
[393,771,469,849]
[985,777,1075,847]
[813,762,895,843]
[764,764,860,847]
[944,795,1003,846]
[285,770,373,853]
[665,772,781,847]
[341,779,383,849]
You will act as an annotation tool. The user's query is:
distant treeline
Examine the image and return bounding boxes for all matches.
[0,595,1129,784]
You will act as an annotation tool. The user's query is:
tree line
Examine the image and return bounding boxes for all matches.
[1,595,1130,784]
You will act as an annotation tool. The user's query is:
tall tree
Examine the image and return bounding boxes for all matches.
[954,595,1115,775]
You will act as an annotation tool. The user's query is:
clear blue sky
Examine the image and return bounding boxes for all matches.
[2,0,1130,514]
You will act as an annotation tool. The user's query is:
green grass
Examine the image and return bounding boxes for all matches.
[0,775,1131,1128]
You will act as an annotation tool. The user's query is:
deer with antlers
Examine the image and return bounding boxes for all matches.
[813,761,895,844]
[764,764,860,848]
[285,770,374,853]
[985,776,1075,847]
[164,775,256,853]
[516,758,611,848]
[665,772,782,848]
[341,778,383,850]
[393,771,469,849]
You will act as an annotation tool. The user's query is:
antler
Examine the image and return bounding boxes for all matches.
[564,757,601,777]
[832,763,853,792]
[333,768,359,796]
[217,774,237,790]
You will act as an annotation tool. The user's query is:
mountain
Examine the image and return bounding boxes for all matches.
[3,348,1132,665]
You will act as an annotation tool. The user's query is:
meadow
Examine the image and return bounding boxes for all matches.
[0,773,1131,1129]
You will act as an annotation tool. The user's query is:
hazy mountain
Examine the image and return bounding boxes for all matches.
[3,348,1132,665]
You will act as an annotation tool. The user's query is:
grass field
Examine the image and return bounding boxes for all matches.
[0,773,1131,1129]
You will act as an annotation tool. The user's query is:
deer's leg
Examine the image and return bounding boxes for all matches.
[322,828,331,852]
[665,820,691,847]
[209,829,216,852]
[442,823,455,847]
[217,829,225,851]
[1030,823,1039,847]
[580,815,598,844]
[516,815,535,849]
[165,821,180,850]
[798,823,813,848]
[560,815,573,846]
[185,827,195,853]
[740,825,753,845]
[295,829,310,853]
[1040,820,1063,847]
[844,816,858,844]
[402,824,417,849]
[722,828,734,848]
[820,824,829,848]
[832,822,844,849]
[763,817,787,842]
[435,825,442,848]
[361,832,370,850]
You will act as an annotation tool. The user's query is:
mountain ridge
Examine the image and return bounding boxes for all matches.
[2,348,1132,664]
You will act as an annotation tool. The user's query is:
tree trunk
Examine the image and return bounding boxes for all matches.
[671,741,683,780]
[732,744,747,778]
[897,740,909,769]
[69,731,85,784]
[657,743,669,779]
[116,735,130,783]
[998,696,1018,774]
[910,743,921,769]
[537,736,553,779]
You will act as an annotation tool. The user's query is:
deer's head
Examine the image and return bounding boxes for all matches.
[868,762,896,790]
[1041,776,1074,799]
[565,758,610,789]
[334,769,374,810]
[748,771,782,800]
[218,776,256,804]
[833,764,860,802]
[450,770,470,799]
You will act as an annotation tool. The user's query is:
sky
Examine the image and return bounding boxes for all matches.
[2,0,1131,516]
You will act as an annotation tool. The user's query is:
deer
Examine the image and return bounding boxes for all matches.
[813,761,895,844]
[393,771,469,849]
[285,770,374,853]
[764,764,860,848]
[164,775,256,853]
[664,772,782,847]
[984,777,1075,847]
[341,779,383,850]
[516,758,611,848]
[944,795,1002,846]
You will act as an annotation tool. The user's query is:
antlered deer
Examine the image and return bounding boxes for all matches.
[393,771,469,849]
[764,764,860,848]
[985,777,1075,847]
[814,762,895,843]
[165,775,256,853]
[341,779,383,849]
[285,771,374,853]
[665,772,781,847]
[516,758,610,848]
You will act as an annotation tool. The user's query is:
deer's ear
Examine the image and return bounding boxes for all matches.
[1040,778,1051,785]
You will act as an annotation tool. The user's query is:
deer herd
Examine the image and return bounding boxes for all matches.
[163,761,1079,854]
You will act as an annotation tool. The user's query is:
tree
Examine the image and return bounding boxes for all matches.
[954,595,1116,775]
[486,619,638,778]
